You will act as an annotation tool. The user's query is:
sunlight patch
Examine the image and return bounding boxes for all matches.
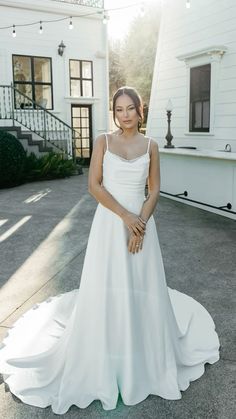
[0,219,8,227]
[0,216,32,243]
[24,189,51,203]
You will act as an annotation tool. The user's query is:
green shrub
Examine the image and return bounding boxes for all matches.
[0,130,26,188]
[0,129,78,188]
[23,151,78,181]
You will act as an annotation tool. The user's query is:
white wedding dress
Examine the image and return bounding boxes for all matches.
[0,135,220,414]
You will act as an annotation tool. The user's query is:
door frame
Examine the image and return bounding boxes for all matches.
[71,104,93,164]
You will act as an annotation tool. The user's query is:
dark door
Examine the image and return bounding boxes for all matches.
[71,104,92,163]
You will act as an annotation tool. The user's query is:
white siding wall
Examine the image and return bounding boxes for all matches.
[0,0,109,139]
[147,0,236,151]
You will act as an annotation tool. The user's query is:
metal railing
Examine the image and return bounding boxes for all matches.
[0,84,76,159]
[51,0,104,7]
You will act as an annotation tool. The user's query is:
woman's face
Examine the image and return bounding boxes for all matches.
[114,94,140,131]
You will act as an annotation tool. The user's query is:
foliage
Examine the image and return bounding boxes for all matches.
[109,1,160,107]
[23,152,77,182]
[109,40,126,106]
[0,130,26,188]
[0,128,78,188]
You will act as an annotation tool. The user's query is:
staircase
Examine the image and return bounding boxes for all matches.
[0,85,76,159]
[0,126,54,157]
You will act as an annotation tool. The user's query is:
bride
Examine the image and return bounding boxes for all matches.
[0,86,220,414]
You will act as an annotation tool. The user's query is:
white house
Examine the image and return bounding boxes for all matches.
[0,0,109,161]
[147,0,236,220]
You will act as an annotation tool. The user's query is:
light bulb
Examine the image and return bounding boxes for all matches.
[140,2,145,17]
[69,17,73,30]
[102,11,108,25]
[186,0,190,8]
[12,24,16,37]
[39,21,43,34]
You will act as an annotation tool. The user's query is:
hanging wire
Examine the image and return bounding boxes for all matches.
[0,1,146,32]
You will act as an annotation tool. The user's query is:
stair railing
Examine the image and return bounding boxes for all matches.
[0,84,77,159]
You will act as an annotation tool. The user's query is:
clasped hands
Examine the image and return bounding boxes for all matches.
[123,212,147,254]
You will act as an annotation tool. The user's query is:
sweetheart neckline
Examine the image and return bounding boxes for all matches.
[105,149,150,162]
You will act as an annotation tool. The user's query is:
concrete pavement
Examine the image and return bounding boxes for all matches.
[0,171,235,419]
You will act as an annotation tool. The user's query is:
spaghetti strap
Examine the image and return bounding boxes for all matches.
[147,137,151,154]
[105,133,109,151]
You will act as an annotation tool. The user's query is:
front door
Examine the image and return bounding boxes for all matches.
[71,104,92,163]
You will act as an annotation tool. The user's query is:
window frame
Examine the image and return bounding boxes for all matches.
[12,54,54,110]
[177,46,227,136]
[69,59,94,97]
[189,64,211,133]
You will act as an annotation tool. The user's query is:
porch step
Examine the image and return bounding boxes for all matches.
[0,126,53,156]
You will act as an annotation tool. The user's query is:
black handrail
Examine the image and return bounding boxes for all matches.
[160,190,236,216]
[0,84,78,159]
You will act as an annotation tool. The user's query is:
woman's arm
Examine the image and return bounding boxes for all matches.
[127,139,160,254]
[88,134,145,236]
[139,139,160,222]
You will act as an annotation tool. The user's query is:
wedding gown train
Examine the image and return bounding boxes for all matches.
[0,135,220,414]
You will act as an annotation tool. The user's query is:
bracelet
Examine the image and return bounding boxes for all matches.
[138,216,147,224]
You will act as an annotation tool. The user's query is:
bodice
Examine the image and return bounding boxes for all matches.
[102,148,150,212]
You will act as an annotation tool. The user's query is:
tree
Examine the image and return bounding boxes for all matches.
[109,40,126,108]
[109,1,161,112]
[122,2,160,107]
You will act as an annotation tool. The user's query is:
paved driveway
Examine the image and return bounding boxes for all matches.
[0,171,235,419]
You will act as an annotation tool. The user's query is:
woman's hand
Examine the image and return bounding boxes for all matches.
[122,212,147,237]
[127,232,144,254]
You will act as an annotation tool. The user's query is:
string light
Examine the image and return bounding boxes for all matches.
[139,2,145,17]
[0,2,149,36]
[12,24,16,37]
[102,11,108,25]
[186,0,190,8]
[39,21,43,34]
[69,16,73,30]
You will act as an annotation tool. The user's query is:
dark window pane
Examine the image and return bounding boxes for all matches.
[82,148,90,158]
[35,84,52,108]
[203,101,210,128]
[82,80,92,96]
[70,60,80,78]
[190,64,210,131]
[74,129,81,139]
[75,138,82,148]
[81,128,90,138]
[13,56,31,82]
[81,107,89,117]
[14,83,33,108]
[34,58,51,83]
[81,117,89,127]
[71,80,81,97]
[194,102,202,129]
[72,117,81,128]
[82,61,92,78]
[72,107,81,117]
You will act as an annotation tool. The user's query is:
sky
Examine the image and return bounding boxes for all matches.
[104,0,148,41]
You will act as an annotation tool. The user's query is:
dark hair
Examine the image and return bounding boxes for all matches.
[112,86,144,132]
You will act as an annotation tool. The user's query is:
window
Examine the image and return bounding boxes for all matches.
[69,60,93,97]
[12,55,53,109]
[189,64,211,132]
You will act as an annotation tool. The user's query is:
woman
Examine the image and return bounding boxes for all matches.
[0,87,220,414]
[88,86,160,255]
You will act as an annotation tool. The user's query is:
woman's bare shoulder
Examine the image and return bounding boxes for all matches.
[94,133,108,148]
[147,137,159,152]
